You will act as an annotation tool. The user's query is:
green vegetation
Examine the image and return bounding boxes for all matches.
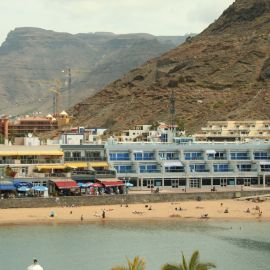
[111,256,146,270]
[162,251,216,270]
[111,251,215,270]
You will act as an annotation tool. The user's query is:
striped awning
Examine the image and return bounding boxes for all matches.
[0,151,63,156]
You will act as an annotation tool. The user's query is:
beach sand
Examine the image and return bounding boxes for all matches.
[0,199,269,225]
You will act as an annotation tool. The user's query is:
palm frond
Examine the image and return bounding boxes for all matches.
[196,262,216,270]
[189,250,199,270]
[181,252,188,270]
[161,263,181,270]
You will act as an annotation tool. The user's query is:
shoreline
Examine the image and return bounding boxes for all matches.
[0,199,270,226]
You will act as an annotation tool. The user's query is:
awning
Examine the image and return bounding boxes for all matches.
[36,164,67,170]
[163,161,183,167]
[14,181,33,188]
[0,151,63,156]
[206,150,216,154]
[99,180,124,187]
[32,186,48,192]
[260,161,270,165]
[54,181,78,189]
[65,162,109,169]
[0,184,16,191]
[89,162,109,168]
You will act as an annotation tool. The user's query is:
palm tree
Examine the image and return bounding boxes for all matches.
[111,256,146,270]
[162,250,216,270]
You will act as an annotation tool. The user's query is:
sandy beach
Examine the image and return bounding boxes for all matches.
[0,199,270,225]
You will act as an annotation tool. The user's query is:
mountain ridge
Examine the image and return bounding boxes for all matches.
[0,27,188,115]
[70,0,270,133]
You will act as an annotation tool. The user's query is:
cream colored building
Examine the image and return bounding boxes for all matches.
[195,121,270,142]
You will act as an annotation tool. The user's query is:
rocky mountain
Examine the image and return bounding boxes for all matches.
[71,0,270,134]
[0,27,188,115]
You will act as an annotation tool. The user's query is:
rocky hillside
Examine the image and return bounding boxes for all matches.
[0,28,187,115]
[71,0,270,134]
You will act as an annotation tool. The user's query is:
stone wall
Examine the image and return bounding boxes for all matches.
[0,190,270,209]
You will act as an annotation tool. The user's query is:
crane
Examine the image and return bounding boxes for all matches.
[49,80,62,115]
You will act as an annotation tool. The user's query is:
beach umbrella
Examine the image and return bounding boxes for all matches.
[17,186,30,192]
[125,182,134,187]
[32,186,48,192]
[14,181,33,188]
[78,182,93,188]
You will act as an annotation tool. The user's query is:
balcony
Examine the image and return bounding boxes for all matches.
[140,169,161,173]
[65,157,106,162]
[95,170,116,178]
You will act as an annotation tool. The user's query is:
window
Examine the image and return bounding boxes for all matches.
[213,164,229,172]
[140,164,158,173]
[231,152,249,160]
[109,153,130,161]
[165,166,184,173]
[134,152,155,160]
[237,164,251,171]
[184,152,203,160]
[159,152,178,160]
[85,151,101,159]
[189,164,206,172]
[114,165,132,173]
[261,165,270,172]
[72,152,81,158]
[64,152,71,158]
[254,152,269,160]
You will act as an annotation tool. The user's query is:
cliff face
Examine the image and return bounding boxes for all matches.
[0,27,186,115]
[71,0,270,133]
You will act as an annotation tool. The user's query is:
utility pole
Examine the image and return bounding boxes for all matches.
[67,68,71,108]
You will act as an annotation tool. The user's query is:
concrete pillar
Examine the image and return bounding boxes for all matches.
[263,174,266,188]
[226,149,231,161]
[211,177,213,187]
[199,178,202,188]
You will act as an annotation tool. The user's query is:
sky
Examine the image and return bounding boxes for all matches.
[0,0,234,44]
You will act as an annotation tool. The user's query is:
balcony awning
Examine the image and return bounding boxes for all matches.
[89,162,109,168]
[36,164,67,170]
[260,161,270,165]
[206,150,216,154]
[54,180,78,189]
[163,161,183,167]
[65,162,109,169]
[0,151,63,156]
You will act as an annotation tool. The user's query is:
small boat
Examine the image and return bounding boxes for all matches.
[27,259,43,270]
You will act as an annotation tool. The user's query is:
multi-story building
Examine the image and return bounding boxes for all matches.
[195,120,270,142]
[0,111,70,139]
[106,141,270,189]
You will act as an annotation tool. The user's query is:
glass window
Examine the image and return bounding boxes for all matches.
[213,164,229,172]
[254,152,269,160]
[184,152,203,160]
[231,152,249,160]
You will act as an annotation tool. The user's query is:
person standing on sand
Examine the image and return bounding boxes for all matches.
[81,215,84,221]
[102,210,106,219]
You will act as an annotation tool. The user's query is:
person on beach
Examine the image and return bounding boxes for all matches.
[224,208,229,213]
[246,208,250,213]
[81,215,84,221]
[50,210,55,218]
[102,210,106,219]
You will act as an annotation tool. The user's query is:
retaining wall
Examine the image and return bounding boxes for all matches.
[0,190,270,209]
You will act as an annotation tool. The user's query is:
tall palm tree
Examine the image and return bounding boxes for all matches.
[162,250,216,270]
[111,256,146,270]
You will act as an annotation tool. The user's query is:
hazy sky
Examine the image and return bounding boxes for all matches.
[0,0,234,44]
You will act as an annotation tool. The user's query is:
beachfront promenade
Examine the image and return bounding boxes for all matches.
[0,187,270,209]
